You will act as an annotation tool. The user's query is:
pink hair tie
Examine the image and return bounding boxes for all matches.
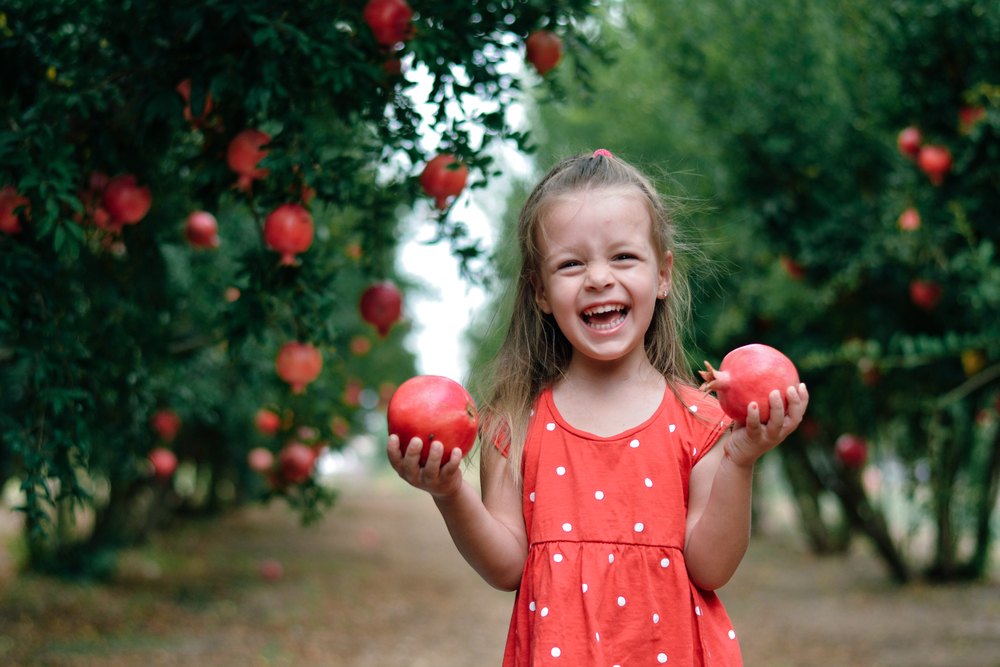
[593,149,612,158]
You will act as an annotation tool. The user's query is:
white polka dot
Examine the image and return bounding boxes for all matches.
[562,523,572,532]
[582,583,588,593]
[596,632,600,642]
[689,405,698,413]
[541,607,549,617]
[556,466,566,476]
[529,601,536,611]
[546,422,556,431]
[661,558,670,568]
[595,490,604,500]
[608,554,614,563]
[645,478,653,487]
[617,596,626,606]
[551,647,561,657]
[634,523,644,532]
[692,447,697,456]
[629,439,640,448]
[653,613,660,623]
[658,653,668,663]
[695,606,702,616]
[529,492,536,502]
[729,630,736,640]
[553,554,563,562]
[669,424,676,432]
[530,409,534,416]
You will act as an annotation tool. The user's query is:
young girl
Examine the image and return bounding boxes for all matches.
[387,150,808,666]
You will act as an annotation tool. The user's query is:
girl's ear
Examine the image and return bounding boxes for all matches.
[532,277,553,314]
[658,251,673,298]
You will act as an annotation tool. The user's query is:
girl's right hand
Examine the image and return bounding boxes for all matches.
[387,434,464,499]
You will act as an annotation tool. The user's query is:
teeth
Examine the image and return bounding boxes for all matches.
[583,304,624,316]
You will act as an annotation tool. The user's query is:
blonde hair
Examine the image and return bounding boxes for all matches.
[473,152,699,482]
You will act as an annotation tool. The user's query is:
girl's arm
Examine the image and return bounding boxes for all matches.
[387,434,528,591]
[683,383,808,590]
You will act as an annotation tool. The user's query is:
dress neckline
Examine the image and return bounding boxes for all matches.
[541,384,671,442]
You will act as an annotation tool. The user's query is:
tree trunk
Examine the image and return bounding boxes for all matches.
[780,445,849,554]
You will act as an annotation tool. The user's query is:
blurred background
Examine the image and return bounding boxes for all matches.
[1,1,999,665]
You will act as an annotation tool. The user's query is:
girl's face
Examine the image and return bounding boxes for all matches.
[532,187,672,369]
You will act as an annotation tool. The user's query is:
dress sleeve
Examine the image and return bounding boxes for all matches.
[677,385,733,465]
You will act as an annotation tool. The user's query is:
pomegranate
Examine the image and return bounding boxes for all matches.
[698,344,800,425]
[185,211,220,249]
[343,379,363,406]
[779,255,805,280]
[0,185,29,234]
[275,341,322,393]
[150,408,182,443]
[264,203,314,265]
[835,434,868,469]
[227,129,271,192]
[419,154,468,209]
[388,375,479,467]
[897,126,922,160]
[525,30,563,76]
[350,335,372,356]
[89,171,110,193]
[255,408,282,436]
[331,415,350,439]
[363,0,415,45]
[909,279,943,311]
[102,174,151,225]
[148,447,179,480]
[247,447,275,473]
[917,145,952,186]
[224,287,241,302]
[897,207,920,231]
[278,442,316,484]
[959,105,985,134]
[359,281,403,337]
[175,78,214,125]
[258,558,283,582]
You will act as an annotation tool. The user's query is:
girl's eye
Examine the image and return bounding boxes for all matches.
[614,253,637,261]
[558,260,581,269]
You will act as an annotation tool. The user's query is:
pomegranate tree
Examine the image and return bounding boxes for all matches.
[897,207,920,231]
[699,343,800,425]
[264,203,314,265]
[148,447,179,481]
[255,408,282,436]
[896,126,922,160]
[150,408,182,443]
[910,279,943,311]
[275,341,322,393]
[363,0,415,45]
[185,211,220,249]
[278,442,317,484]
[525,30,563,75]
[917,145,952,186]
[102,174,152,227]
[419,154,468,209]
[359,281,403,337]
[0,185,29,234]
[835,434,868,469]
[227,129,271,192]
[388,375,479,467]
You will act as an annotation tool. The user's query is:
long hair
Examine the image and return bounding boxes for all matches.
[473,152,699,483]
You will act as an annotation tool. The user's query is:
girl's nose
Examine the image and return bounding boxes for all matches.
[585,263,614,290]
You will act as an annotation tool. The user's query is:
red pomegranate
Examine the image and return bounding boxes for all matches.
[897,207,920,231]
[264,204,314,265]
[835,434,868,469]
[275,341,322,393]
[278,442,317,484]
[247,447,275,473]
[363,0,415,45]
[897,126,922,160]
[350,336,372,356]
[387,375,479,467]
[102,174,151,225]
[525,30,563,76]
[359,281,403,337]
[148,447,179,480]
[910,279,943,311]
[779,255,805,280]
[959,105,985,134]
[150,408,182,443]
[255,408,282,436]
[175,78,214,125]
[917,145,952,186]
[0,185,29,234]
[419,154,468,209]
[699,344,800,425]
[185,211,220,249]
[227,129,271,192]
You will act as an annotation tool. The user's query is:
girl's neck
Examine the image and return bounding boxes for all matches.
[560,350,664,396]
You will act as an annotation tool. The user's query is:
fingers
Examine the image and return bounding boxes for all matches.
[389,435,463,494]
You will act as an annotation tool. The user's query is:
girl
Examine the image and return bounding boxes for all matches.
[387,150,808,666]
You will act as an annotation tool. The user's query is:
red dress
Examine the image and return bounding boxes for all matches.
[499,384,742,666]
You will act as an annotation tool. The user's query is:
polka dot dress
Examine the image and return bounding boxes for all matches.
[499,385,742,666]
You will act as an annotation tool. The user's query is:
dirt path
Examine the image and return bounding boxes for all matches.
[2,471,999,667]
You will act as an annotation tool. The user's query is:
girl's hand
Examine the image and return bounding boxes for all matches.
[724,383,809,469]
[387,434,465,499]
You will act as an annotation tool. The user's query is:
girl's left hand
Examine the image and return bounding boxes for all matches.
[724,383,809,468]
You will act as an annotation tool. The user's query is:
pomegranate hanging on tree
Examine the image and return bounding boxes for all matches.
[227,129,271,192]
[896,126,922,160]
[835,434,868,469]
[419,154,468,209]
[525,30,563,75]
[264,203,314,265]
[699,344,800,425]
[255,408,282,436]
[102,174,152,228]
[148,447,179,481]
[917,145,952,186]
[150,408,182,443]
[359,281,403,337]
[275,341,322,393]
[175,78,214,127]
[363,0,415,45]
[0,185,30,235]
[185,211,220,249]
[278,442,317,484]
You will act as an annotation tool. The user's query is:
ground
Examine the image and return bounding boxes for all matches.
[1,470,999,667]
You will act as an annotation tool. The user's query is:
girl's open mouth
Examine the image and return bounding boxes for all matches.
[581,303,629,330]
